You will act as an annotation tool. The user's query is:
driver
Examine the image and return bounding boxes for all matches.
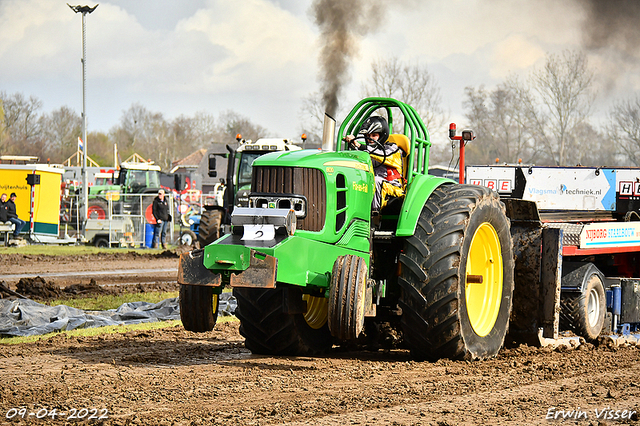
[345,116,404,213]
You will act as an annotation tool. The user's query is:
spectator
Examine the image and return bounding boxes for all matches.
[152,189,170,249]
[6,192,26,239]
[0,193,8,223]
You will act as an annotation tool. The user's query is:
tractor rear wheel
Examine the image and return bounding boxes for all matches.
[234,287,332,356]
[399,184,514,360]
[198,209,222,247]
[87,199,108,220]
[179,284,219,332]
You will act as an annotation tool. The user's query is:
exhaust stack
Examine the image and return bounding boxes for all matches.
[321,113,336,152]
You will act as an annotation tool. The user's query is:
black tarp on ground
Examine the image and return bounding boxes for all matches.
[0,293,237,337]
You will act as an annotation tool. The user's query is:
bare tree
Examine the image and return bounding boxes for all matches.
[464,78,539,165]
[218,110,269,146]
[0,98,8,153]
[190,111,221,147]
[0,91,45,156]
[524,50,596,165]
[361,57,447,132]
[42,106,82,163]
[606,96,640,166]
[572,121,617,167]
[463,51,597,166]
[87,131,115,167]
[110,103,174,168]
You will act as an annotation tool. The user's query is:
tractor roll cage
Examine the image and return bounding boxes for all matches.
[336,97,432,186]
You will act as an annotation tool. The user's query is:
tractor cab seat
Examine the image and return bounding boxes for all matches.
[378,134,410,221]
[386,134,410,179]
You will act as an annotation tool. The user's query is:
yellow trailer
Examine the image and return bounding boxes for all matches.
[0,164,65,237]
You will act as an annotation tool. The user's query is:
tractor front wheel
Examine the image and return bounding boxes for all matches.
[179,284,219,332]
[234,287,332,356]
[399,184,514,360]
[179,230,197,247]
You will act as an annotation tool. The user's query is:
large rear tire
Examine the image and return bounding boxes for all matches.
[560,274,606,341]
[234,287,332,356]
[87,199,108,220]
[198,209,222,247]
[179,284,219,332]
[399,184,514,360]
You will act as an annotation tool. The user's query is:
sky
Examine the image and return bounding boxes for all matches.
[1,0,639,146]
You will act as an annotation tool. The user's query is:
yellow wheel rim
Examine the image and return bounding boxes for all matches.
[303,294,328,329]
[213,294,218,314]
[465,222,503,337]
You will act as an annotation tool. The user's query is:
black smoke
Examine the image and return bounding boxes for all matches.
[581,0,640,54]
[312,0,384,116]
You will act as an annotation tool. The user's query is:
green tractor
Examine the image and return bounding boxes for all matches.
[178,97,514,360]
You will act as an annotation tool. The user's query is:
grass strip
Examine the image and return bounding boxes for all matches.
[0,245,169,256]
[0,315,238,345]
[47,291,180,311]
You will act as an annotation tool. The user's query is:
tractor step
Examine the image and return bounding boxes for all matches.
[372,231,395,240]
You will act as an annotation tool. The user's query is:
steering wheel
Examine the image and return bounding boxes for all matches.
[345,135,388,164]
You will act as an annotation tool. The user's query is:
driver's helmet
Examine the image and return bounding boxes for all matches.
[358,116,389,145]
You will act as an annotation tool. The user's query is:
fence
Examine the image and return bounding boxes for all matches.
[60,193,176,248]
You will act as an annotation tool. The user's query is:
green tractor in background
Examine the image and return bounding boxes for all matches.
[178,97,514,360]
[198,137,303,248]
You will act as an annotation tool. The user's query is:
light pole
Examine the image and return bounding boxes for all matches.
[68,3,98,239]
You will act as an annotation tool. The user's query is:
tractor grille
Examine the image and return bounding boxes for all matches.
[252,166,326,232]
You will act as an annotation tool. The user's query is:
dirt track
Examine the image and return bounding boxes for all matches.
[1,252,640,425]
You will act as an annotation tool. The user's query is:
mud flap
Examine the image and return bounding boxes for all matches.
[177,251,222,287]
[364,279,376,317]
[229,250,278,288]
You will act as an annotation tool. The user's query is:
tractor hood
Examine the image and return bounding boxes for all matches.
[253,149,371,172]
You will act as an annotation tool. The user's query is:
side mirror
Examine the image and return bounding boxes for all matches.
[208,154,217,178]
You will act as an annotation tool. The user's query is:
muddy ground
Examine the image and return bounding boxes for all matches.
[1,251,639,425]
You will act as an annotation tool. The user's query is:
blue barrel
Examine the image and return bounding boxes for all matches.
[612,285,622,316]
[145,223,154,248]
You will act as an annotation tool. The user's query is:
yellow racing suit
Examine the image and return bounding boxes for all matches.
[364,141,405,211]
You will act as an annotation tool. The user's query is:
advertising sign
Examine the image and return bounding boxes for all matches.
[466,166,640,214]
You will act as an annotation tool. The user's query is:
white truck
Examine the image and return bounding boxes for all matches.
[467,165,640,342]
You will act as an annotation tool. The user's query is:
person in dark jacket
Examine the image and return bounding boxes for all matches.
[0,193,8,223]
[152,189,170,249]
[6,193,26,239]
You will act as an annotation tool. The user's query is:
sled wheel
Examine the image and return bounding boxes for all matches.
[179,230,197,247]
[179,284,219,332]
[198,209,222,247]
[328,255,367,340]
[560,274,606,341]
[234,287,332,356]
[399,184,514,360]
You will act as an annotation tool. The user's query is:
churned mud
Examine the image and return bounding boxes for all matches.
[1,252,639,425]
